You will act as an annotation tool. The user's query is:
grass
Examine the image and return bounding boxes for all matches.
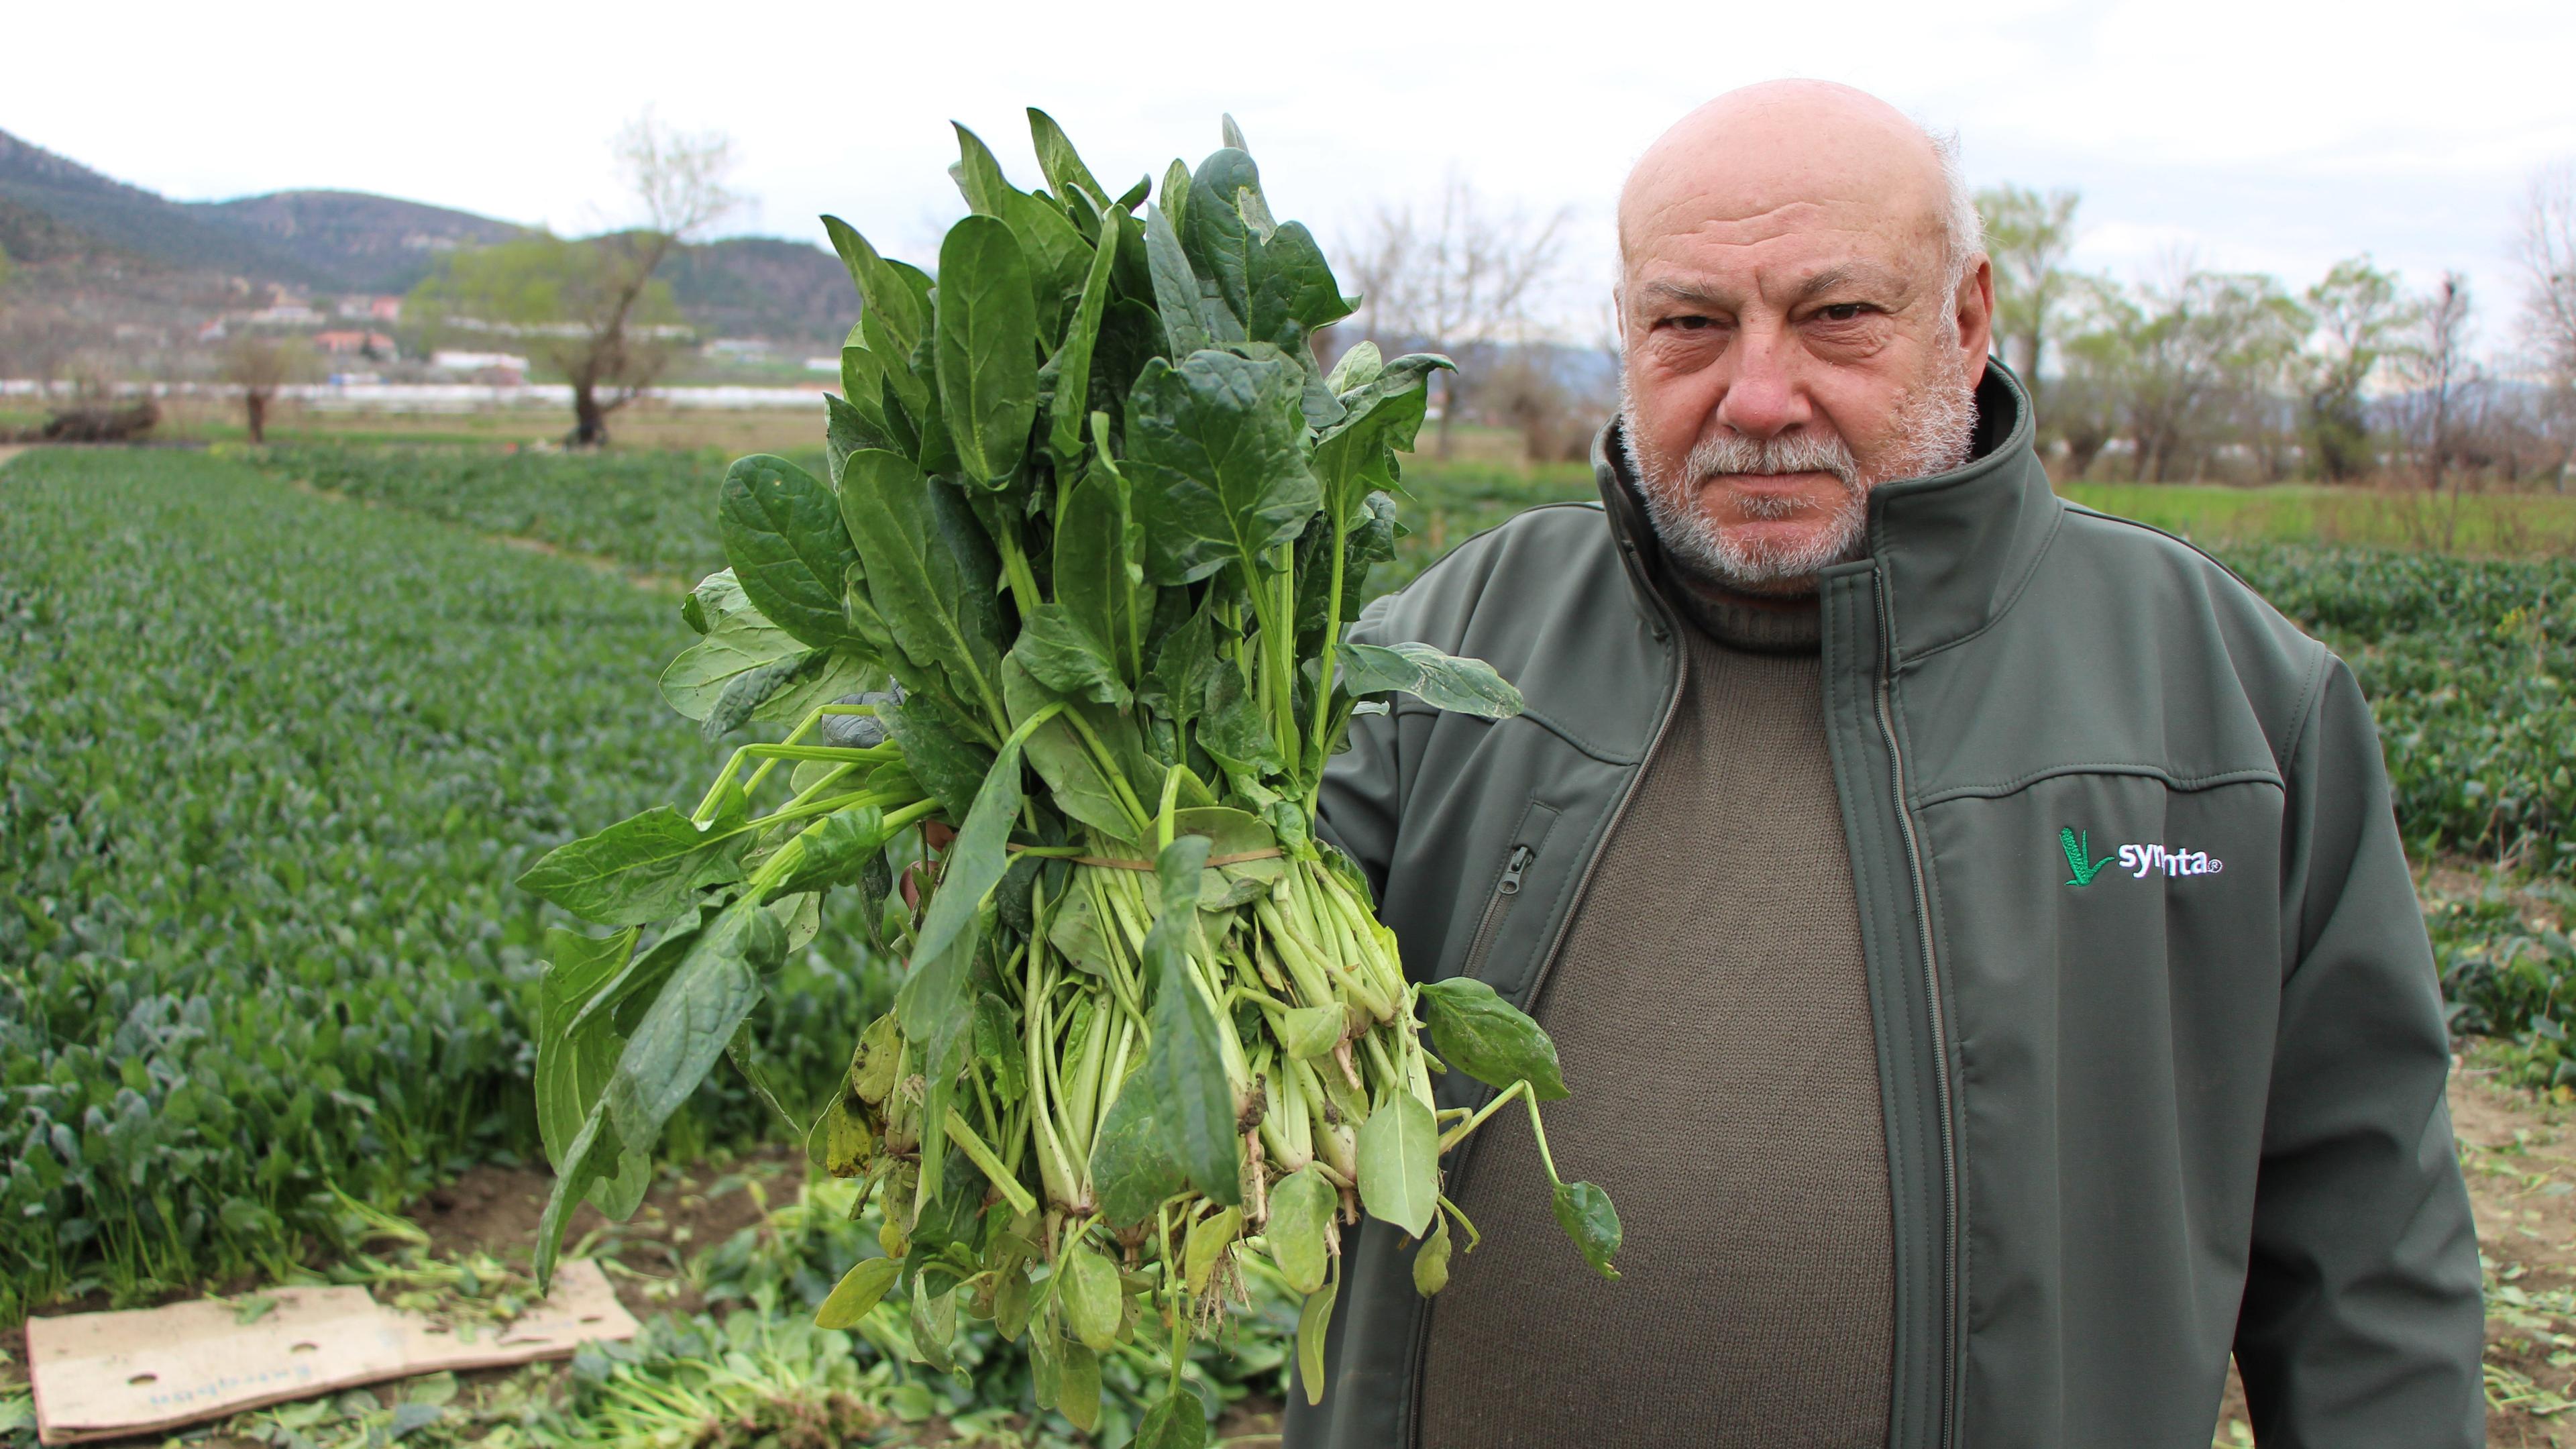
[5,395,832,454]
[2063,481,2576,557]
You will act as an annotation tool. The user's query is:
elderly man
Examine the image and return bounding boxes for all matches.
[1295,81,2483,1448]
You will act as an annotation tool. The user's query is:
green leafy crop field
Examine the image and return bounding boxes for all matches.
[247,443,788,586]
[0,450,878,1319]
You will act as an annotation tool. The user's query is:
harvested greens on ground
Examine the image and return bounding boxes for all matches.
[518,109,1621,1430]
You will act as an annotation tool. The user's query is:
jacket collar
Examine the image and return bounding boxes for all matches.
[1592,360,2058,664]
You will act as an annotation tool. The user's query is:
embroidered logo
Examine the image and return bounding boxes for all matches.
[2059,828,2115,887]
[2062,826,2224,885]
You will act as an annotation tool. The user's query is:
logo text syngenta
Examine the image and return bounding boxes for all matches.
[2060,827,2224,887]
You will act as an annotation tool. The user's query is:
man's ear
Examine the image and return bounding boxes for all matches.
[1955,255,1995,386]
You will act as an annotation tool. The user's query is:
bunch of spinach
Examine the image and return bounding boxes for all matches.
[519,111,1619,1434]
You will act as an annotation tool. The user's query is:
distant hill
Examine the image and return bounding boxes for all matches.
[0,191,139,267]
[195,190,528,292]
[0,128,311,282]
[0,125,851,343]
[664,237,851,345]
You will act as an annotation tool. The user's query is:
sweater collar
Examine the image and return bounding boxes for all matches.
[1593,361,2057,664]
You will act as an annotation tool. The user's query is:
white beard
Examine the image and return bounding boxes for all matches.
[1621,350,1979,594]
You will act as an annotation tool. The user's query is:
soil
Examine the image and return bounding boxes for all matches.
[409,1142,803,1320]
[2210,1048,2576,1447]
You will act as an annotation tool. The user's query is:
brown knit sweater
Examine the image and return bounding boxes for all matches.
[1413,587,1894,1449]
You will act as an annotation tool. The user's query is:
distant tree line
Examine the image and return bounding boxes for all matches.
[1981,174,2576,490]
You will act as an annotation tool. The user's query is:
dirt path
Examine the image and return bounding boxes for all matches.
[0,445,26,470]
[2212,1051,2576,1446]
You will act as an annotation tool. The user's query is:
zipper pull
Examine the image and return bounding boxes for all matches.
[1497,845,1534,897]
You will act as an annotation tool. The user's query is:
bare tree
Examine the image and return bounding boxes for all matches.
[2394,272,2478,494]
[1340,174,1569,458]
[219,335,315,443]
[411,113,740,446]
[2519,164,2576,488]
[1978,184,2080,418]
[1481,346,1615,463]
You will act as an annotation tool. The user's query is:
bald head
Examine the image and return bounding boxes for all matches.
[1619,80,1978,284]
[1612,80,1994,597]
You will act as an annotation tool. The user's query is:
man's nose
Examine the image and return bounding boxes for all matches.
[1713,326,1809,440]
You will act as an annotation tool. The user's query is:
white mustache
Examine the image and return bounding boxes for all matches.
[1684,431,1863,493]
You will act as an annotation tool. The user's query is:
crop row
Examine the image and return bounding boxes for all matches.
[2227,545,2576,878]
[0,451,880,1319]
[246,443,780,585]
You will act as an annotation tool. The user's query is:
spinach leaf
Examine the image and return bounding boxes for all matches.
[1552,1179,1622,1281]
[837,449,1006,725]
[1263,1166,1334,1295]
[1354,1091,1438,1236]
[517,806,754,927]
[1051,472,1137,686]
[1140,834,1240,1207]
[1180,148,1260,330]
[1141,204,1211,358]
[814,1255,902,1329]
[1044,210,1120,461]
[1089,1067,1187,1227]
[534,926,639,1177]
[661,570,858,727]
[540,894,783,1287]
[768,806,890,898]
[1026,107,1108,207]
[1333,641,1525,718]
[1312,352,1450,521]
[906,729,1025,976]
[882,690,999,821]
[824,390,898,482]
[1003,656,1146,843]
[934,215,1040,488]
[1012,602,1129,706]
[719,455,860,651]
[821,215,928,357]
[1415,975,1569,1099]
[1124,350,1320,586]
[1133,1387,1210,1449]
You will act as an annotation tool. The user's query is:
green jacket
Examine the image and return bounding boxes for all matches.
[1295,366,2483,1448]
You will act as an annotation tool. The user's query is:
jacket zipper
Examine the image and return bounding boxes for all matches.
[1513,645,1686,1059]
[1875,573,1958,1446]
[1458,845,1535,979]
[1402,559,1693,1449]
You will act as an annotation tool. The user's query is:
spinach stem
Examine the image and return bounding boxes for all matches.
[1436,1079,1527,1155]
[944,1106,1038,1217]
[1519,1091,1564,1187]
[1306,502,1351,811]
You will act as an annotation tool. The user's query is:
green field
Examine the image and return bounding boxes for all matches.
[8,444,2576,1445]
[2062,481,2576,556]
[0,451,883,1320]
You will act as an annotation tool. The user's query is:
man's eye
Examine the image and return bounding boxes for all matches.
[1817,303,1870,323]
[1668,315,1713,331]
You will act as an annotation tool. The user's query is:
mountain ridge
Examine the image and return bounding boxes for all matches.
[0,125,851,341]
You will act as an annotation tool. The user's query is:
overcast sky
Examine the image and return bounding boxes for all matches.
[16,0,2573,356]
